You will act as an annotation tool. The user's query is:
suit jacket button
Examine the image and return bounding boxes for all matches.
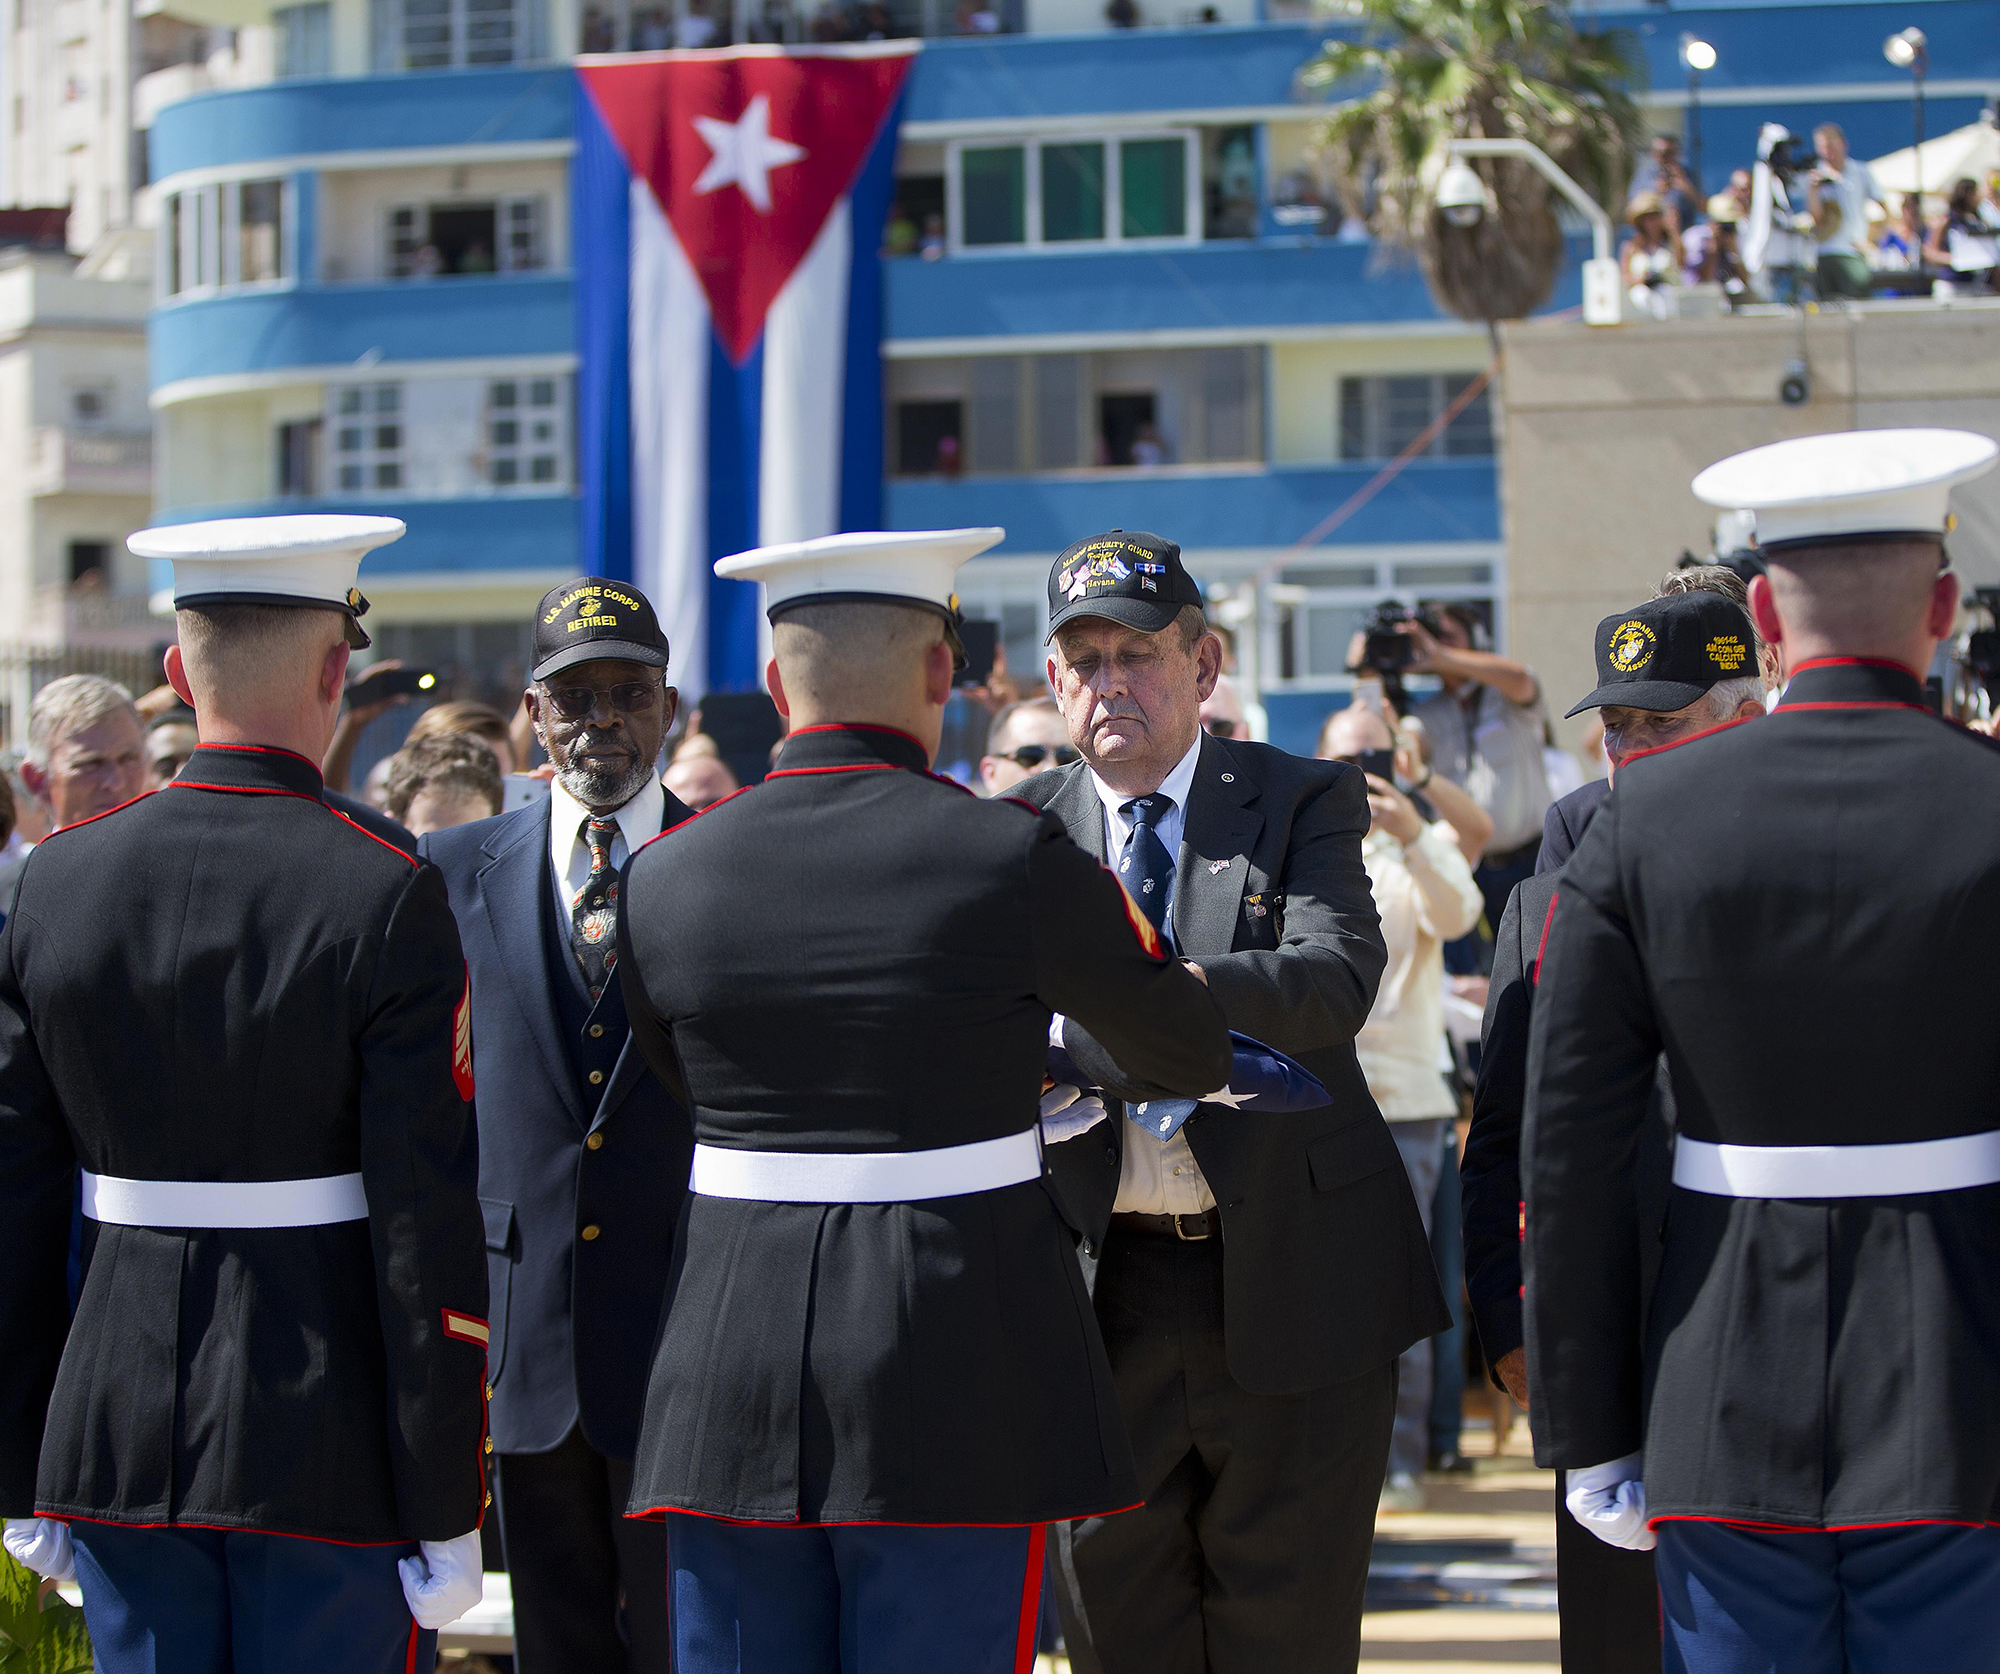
[581,1224,601,1242]
[1082,1241,1097,1257]
[484,1437,494,1455]
[588,1069,605,1085]
[590,1024,605,1038]
[1103,1146,1117,1163]
[586,1132,604,1150]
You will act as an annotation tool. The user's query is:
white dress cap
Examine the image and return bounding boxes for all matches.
[1691,429,1998,552]
[130,514,406,649]
[714,527,1006,620]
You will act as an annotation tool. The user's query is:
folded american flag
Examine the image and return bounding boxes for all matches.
[1046,1031,1331,1140]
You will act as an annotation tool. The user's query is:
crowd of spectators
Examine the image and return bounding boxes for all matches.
[1620,126,2000,317]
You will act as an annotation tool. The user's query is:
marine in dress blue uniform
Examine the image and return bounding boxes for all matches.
[1523,431,2000,1674]
[421,580,695,1672]
[0,516,490,1674]
[615,528,1234,1674]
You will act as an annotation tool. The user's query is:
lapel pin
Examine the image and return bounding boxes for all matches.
[1220,773,1235,783]
[1208,859,1231,874]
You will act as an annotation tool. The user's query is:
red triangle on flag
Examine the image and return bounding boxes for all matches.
[580,46,916,365]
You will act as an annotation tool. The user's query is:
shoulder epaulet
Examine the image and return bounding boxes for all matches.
[633,783,754,858]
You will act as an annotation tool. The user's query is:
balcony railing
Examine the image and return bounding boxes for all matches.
[27,427,154,498]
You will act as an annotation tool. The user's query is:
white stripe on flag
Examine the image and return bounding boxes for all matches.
[630,179,712,705]
[759,196,850,553]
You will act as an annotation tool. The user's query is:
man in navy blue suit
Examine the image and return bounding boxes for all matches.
[421,579,695,1673]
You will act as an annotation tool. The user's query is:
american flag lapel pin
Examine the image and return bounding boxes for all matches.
[1208,858,1231,875]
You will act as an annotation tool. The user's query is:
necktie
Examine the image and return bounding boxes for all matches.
[1118,794,1197,1138]
[569,815,621,1001]
[1118,794,1175,936]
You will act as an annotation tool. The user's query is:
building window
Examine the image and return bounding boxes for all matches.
[278,418,323,497]
[396,0,520,68]
[948,131,1200,253]
[331,384,405,492]
[67,541,110,586]
[68,386,110,429]
[162,179,291,298]
[485,377,567,489]
[388,198,545,278]
[1337,374,1493,462]
[888,346,1260,476]
[274,1,332,76]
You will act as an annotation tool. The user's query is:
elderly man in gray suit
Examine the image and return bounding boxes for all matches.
[1017,531,1449,1674]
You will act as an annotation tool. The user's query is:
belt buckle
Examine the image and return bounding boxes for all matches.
[1172,1212,1211,1242]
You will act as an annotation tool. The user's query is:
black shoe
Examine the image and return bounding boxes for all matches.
[1426,1450,1476,1475]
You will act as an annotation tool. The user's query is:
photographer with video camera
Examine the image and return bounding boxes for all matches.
[1351,602,1551,934]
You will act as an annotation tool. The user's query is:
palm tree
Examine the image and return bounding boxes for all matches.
[1306,0,1646,331]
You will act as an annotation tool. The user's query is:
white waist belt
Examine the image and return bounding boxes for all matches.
[1673,1133,2000,1199]
[80,1171,369,1228]
[690,1129,1042,1204]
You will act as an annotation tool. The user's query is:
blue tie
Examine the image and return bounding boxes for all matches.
[1119,794,1198,1138]
[1118,794,1175,936]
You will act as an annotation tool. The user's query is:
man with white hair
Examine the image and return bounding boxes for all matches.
[0,675,146,913]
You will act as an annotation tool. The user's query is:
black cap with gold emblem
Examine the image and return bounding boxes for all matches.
[531,578,673,681]
[1565,591,1758,718]
[1044,530,1204,642]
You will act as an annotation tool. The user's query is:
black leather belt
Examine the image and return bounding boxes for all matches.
[1111,1209,1222,1242]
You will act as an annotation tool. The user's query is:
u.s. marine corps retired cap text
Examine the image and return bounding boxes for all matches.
[532,578,674,681]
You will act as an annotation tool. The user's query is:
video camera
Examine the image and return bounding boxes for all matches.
[1355,600,1446,677]
[1760,130,1819,190]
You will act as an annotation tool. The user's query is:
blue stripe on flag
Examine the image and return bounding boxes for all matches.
[573,76,632,583]
[837,91,907,534]
[707,333,764,693]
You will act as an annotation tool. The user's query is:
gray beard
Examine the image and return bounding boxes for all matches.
[555,751,655,811]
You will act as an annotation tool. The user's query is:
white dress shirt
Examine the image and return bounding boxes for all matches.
[547,773,666,922]
[1082,735,1215,1216]
[1353,820,1483,1121]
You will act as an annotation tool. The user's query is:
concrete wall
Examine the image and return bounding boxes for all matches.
[1498,299,2000,743]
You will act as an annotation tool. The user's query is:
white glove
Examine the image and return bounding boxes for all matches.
[1039,1082,1109,1145]
[1565,1452,1656,1551]
[3,1517,75,1584]
[398,1530,483,1629]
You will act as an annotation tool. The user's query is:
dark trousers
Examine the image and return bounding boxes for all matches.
[664,1513,1045,1674]
[1554,1470,1661,1673]
[495,1425,671,1673]
[1655,1520,2000,1674]
[1054,1230,1396,1674]
[1425,1123,1466,1462]
[70,1522,430,1674]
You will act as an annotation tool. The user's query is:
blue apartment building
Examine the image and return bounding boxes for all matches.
[145,0,2000,750]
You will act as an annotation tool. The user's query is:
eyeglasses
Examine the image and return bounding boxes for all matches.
[541,680,664,721]
[1204,719,1239,739]
[999,744,1080,768]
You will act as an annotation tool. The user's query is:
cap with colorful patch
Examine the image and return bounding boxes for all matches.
[1044,530,1204,642]
[1566,591,1760,719]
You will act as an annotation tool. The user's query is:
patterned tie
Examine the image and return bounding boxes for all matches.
[1118,794,1175,936]
[1117,793,1197,1138]
[569,816,621,1001]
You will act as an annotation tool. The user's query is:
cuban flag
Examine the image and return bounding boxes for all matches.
[574,44,917,702]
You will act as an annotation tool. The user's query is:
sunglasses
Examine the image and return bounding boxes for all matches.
[1204,719,1239,739]
[999,744,1080,768]
[540,680,664,721]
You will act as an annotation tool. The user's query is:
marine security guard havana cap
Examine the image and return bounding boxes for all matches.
[714,527,1006,665]
[1691,428,1999,555]
[1565,591,1760,719]
[532,578,673,682]
[129,513,405,650]
[1044,530,1205,642]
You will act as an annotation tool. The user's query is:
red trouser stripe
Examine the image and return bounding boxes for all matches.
[404,1621,421,1674]
[1013,1523,1048,1674]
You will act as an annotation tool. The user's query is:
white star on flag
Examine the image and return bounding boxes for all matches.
[1202,1087,1254,1108]
[692,94,807,214]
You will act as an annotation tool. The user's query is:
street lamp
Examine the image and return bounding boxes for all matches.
[1441,137,1623,325]
[1680,36,1716,195]
[1885,25,1929,271]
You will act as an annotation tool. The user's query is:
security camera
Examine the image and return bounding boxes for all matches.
[1779,358,1811,406]
[1435,160,1487,230]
